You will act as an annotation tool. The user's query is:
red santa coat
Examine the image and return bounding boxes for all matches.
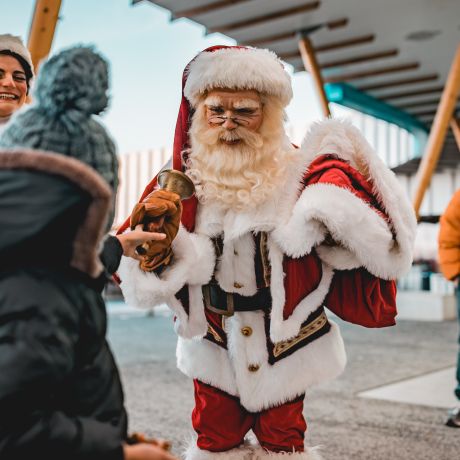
[306,155,398,328]
[118,120,416,412]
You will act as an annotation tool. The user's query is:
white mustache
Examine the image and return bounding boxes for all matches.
[214,127,263,148]
[219,131,242,141]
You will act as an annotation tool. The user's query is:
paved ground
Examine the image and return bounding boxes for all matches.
[107,305,460,459]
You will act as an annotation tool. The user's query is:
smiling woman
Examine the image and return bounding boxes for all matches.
[0,34,34,133]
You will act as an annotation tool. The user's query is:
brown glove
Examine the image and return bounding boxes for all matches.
[130,189,182,272]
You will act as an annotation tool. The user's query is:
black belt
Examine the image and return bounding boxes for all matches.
[202,283,272,316]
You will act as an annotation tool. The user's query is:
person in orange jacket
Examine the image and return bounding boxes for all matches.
[438,189,460,427]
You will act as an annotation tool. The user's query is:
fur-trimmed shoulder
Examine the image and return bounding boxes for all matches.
[299,119,417,279]
[302,119,363,168]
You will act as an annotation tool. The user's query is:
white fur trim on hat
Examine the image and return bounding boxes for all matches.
[184,47,292,107]
[0,34,34,76]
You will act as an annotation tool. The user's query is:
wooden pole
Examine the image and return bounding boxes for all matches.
[412,45,460,218]
[451,117,460,150]
[27,0,62,73]
[298,35,331,118]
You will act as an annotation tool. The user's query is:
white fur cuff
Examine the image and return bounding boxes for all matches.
[252,446,323,459]
[295,183,412,279]
[272,212,327,259]
[118,226,215,308]
[184,444,322,460]
[117,227,214,338]
[184,443,254,460]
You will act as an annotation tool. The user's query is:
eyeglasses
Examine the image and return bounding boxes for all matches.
[206,104,262,127]
[208,114,255,126]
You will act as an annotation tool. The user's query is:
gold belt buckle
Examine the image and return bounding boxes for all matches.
[225,292,235,316]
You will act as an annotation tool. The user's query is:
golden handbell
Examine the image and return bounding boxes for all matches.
[157,169,195,200]
[135,169,195,255]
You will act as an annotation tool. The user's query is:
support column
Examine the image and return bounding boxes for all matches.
[412,45,460,218]
[27,0,62,72]
[298,35,331,118]
[451,117,460,150]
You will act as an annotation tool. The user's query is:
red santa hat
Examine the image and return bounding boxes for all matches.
[183,46,293,108]
[118,45,292,234]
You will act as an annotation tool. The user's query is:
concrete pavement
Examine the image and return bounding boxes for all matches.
[106,303,460,459]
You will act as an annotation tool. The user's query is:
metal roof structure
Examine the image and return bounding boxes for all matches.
[133,0,460,175]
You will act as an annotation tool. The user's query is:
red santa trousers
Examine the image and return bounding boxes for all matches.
[192,380,307,453]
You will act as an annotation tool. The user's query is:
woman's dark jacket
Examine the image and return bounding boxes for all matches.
[0,149,127,460]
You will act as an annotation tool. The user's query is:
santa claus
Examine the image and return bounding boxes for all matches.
[117,45,416,460]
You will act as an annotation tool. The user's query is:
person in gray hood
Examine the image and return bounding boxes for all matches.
[0,45,119,224]
[0,45,164,276]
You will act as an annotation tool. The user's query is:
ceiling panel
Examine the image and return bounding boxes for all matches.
[138,0,460,166]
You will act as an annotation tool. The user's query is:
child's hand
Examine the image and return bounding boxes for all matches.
[116,225,166,261]
[123,442,178,460]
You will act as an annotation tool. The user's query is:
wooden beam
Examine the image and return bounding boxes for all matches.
[27,0,62,72]
[323,62,419,84]
[381,86,444,100]
[208,1,320,33]
[323,17,349,30]
[410,106,459,117]
[450,118,460,150]
[242,17,348,47]
[393,98,441,109]
[315,34,375,53]
[320,49,399,69]
[247,32,297,48]
[412,45,460,218]
[173,0,249,18]
[298,36,331,118]
[357,74,439,91]
[283,34,376,62]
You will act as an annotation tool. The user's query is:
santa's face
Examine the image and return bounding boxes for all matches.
[187,90,294,211]
[204,89,264,146]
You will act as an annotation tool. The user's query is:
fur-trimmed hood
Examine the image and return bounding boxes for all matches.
[0,149,112,277]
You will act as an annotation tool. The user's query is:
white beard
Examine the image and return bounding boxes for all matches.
[185,101,296,212]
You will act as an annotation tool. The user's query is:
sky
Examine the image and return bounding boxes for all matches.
[2,0,323,153]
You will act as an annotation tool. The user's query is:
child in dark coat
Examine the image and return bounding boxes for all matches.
[0,46,175,460]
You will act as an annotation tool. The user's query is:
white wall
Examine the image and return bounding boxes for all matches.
[397,168,460,217]
[114,148,172,228]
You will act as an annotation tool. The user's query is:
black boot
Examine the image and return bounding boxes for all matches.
[446,407,460,427]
